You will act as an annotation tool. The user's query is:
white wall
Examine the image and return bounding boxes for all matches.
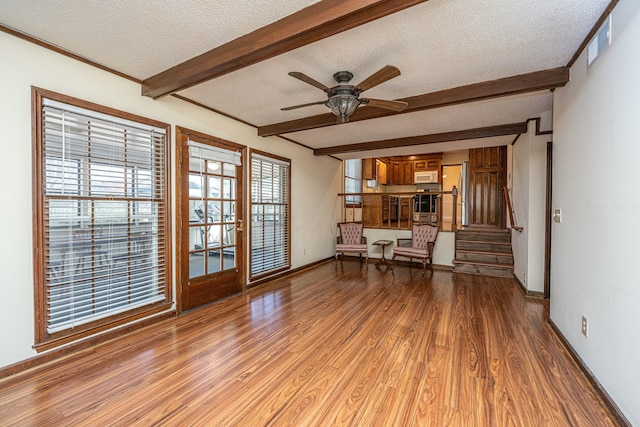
[0,32,340,368]
[511,121,549,293]
[552,0,640,423]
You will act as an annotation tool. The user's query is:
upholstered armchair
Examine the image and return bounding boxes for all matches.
[336,222,368,268]
[391,224,438,272]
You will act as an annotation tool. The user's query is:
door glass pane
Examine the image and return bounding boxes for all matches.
[223,162,236,177]
[223,201,235,223]
[189,253,205,278]
[207,250,221,274]
[222,248,235,271]
[189,174,203,198]
[189,158,204,173]
[208,201,221,223]
[207,161,221,174]
[208,176,221,198]
[189,225,204,251]
[207,225,221,249]
[223,178,235,199]
[223,223,235,246]
[188,200,202,222]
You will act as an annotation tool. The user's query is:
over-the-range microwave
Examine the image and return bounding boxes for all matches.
[414,171,438,184]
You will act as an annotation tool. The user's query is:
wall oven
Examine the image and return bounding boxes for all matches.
[413,194,437,223]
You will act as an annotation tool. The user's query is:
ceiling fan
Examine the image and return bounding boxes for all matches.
[281,65,409,124]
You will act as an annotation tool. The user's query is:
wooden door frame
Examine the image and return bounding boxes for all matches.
[544,141,553,299]
[175,126,247,313]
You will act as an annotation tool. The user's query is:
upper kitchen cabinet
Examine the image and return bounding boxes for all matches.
[377,159,388,185]
[387,154,442,185]
[362,158,376,180]
[362,158,389,184]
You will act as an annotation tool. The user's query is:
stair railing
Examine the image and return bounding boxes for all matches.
[503,187,524,232]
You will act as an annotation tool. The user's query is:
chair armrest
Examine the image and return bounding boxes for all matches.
[427,241,436,254]
[361,236,367,244]
[337,236,343,244]
[397,238,412,247]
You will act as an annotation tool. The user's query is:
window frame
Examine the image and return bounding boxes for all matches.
[32,87,172,351]
[249,149,291,282]
[344,158,362,207]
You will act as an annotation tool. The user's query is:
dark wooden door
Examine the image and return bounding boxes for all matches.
[469,146,507,228]
[177,128,245,312]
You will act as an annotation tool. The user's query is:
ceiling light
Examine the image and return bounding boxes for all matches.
[325,94,361,123]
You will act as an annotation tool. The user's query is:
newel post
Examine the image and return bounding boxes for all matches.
[451,186,458,231]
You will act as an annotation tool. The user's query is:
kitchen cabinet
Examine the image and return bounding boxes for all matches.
[389,161,413,185]
[362,196,382,228]
[362,158,376,180]
[414,159,440,172]
[402,162,414,185]
[377,160,388,185]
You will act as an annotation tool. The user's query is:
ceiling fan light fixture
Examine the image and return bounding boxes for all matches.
[325,94,360,122]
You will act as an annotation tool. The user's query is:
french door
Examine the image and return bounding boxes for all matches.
[177,127,245,312]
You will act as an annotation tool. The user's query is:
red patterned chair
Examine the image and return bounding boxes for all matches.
[391,224,438,272]
[336,222,368,268]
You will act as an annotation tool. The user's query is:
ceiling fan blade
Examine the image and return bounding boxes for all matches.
[354,65,401,93]
[363,98,409,112]
[288,72,334,94]
[281,100,326,111]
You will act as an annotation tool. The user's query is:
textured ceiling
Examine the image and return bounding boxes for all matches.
[0,0,611,159]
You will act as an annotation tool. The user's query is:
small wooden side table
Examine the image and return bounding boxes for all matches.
[372,239,394,268]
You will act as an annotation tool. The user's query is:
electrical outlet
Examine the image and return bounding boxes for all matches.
[523,273,527,283]
[581,316,588,337]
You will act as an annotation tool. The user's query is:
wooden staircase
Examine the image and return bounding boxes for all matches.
[453,229,514,278]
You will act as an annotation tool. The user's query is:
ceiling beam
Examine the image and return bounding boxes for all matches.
[141,0,428,99]
[313,122,528,156]
[258,67,569,137]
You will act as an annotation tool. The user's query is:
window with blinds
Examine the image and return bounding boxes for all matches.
[250,152,290,279]
[344,159,362,205]
[34,91,171,348]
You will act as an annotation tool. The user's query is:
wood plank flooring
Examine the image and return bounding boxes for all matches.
[0,261,617,426]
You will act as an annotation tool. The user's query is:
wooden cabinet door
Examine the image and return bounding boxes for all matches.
[401,161,414,184]
[377,160,387,185]
[390,162,401,185]
[362,158,376,180]
[469,146,507,228]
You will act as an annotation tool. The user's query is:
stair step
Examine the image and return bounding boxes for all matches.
[455,250,514,264]
[456,240,512,252]
[453,261,514,278]
[456,229,511,243]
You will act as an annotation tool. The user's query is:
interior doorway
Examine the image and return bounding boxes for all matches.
[442,164,462,231]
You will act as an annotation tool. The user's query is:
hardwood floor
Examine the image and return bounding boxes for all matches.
[0,261,617,426]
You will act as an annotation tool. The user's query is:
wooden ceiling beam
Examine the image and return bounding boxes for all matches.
[142,0,428,99]
[313,122,528,156]
[258,67,569,137]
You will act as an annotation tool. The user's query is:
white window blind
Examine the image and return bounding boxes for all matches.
[188,140,241,166]
[250,152,290,278]
[344,159,362,204]
[41,99,168,334]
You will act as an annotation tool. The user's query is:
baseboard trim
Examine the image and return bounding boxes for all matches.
[513,275,545,299]
[248,256,334,288]
[548,319,631,427]
[0,310,176,382]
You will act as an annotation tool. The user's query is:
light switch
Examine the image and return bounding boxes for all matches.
[553,208,562,223]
